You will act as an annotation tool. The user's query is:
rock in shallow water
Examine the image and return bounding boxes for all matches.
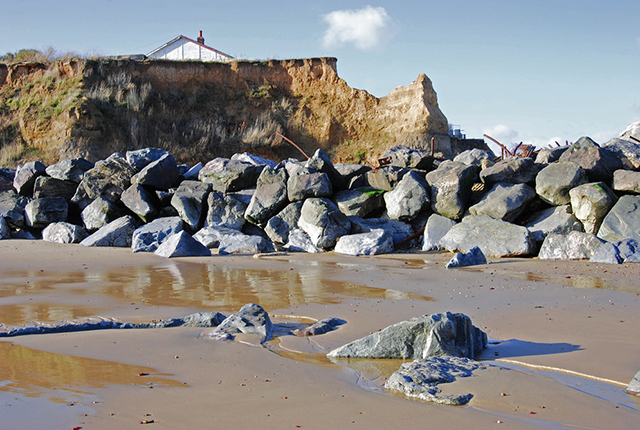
[384,356,485,405]
[202,303,273,342]
[445,246,487,268]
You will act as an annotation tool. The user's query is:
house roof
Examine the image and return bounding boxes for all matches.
[147,35,234,60]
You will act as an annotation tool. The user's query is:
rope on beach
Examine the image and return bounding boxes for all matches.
[496,358,627,387]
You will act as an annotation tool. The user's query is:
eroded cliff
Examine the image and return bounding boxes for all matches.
[0,57,454,166]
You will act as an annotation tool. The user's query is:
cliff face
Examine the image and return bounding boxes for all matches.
[0,57,454,166]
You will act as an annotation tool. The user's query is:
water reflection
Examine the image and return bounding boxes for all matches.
[0,303,101,326]
[0,341,184,400]
[496,269,640,294]
[0,261,433,325]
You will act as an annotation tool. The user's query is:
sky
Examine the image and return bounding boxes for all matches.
[2,0,639,154]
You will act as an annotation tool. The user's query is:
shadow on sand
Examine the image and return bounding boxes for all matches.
[478,339,582,360]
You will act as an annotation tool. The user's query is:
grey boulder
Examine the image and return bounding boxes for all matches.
[244,166,288,226]
[13,161,46,196]
[366,165,408,191]
[445,246,487,268]
[468,182,536,222]
[282,229,323,253]
[81,197,120,231]
[218,234,273,255]
[626,370,640,396]
[42,222,88,244]
[205,191,247,230]
[612,170,640,194]
[425,161,476,220]
[198,158,263,193]
[32,177,78,200]
[383,170,430,221]
[0,217,9,239]
[385,357,485,406]
[349,217,414,247]
[80,215,138,247]
[79,153,135,201]
[524,205,583,243]
[0,191,30,228]
[422,214,457,251]
[193,226,245,248]
[264,202,302,245]
[334,229,394,256]
[597,195,640,242]
[120,184,159,222]
[334,189,384,218]
[171,180,211,231]
[327,312,487,360]
[45,158,93,183]
[153,230,211,258]
[305,148,346,191]
[287,171,333,202]
[558,136,622,182]
[25,197,68,228]
[603,138,640,170]
[535,162,588,206]
[538,230,605,260]
[453,148,494,167]
[440,215,535,257]
[131,216,183,253]
[126,147,168,171]
[202,303,273,342]
[480,156,539,184]
[130,153,180,190]
[569,182,617,234]
[298,197,350,249]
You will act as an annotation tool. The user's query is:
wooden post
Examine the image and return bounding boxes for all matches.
[483,134,513,157]
[430,137,435,156]
[276,132,310,160]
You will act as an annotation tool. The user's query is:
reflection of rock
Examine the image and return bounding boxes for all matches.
[328,312,487,360]
[202,303,273,342]
[385,356,484,405]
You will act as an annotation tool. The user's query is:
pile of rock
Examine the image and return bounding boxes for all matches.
[1,129,639,262]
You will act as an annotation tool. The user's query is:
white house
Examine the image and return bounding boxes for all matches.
[147,31,233,62]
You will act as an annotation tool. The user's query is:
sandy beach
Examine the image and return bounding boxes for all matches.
[1,239,639,429]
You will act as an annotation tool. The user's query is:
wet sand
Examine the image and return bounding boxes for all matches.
[1,240,639,429]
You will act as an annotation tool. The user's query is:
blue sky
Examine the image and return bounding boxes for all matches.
[2,1,639,153]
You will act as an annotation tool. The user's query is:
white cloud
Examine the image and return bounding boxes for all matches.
[321,6,394,51]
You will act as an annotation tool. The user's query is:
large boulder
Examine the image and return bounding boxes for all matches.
[13,161,46,196]
[231,152,278,168]
[171,180,211,231]
[32,177,78,200]
[244,166,289,226]
[193,225,245,248]
[154,230,211,258]
[538,230,605,260]
[589,242,622,264]
[24,197,68,228]
[81,197,120,231]
[218,234,273,254]
[440,215,535,257]
[422,214,457,251]
[264,202,302,245]
[205,191,247,230]
[203,303,273,342]
[131,216,184,253]
[612,170,640,194]
[384,171,430,221]
[535,162,589,206]
[305,148,347,191]
[383,145,434,170]
[425,161,476,220]
[79,153,135,201]
[0,191,30,228]
[524,205,583,243]
[334,229,394,256]
[535,146,569,164]
[42,222,88,244]
[597,195,640,242]
[130,153,180,190]
[45,158,93,183]
[198,158,263,193]
[558,137,622,182]
[80,215,138,247]
[468,182,536,222]
[287,171,333,202]
[453,148,494,167]
[569,182,617,234]
[120,184,159,222]
[334,189,384,218]
[282,229,323,253]
[349,216,414,247]
[365,165,409,191]
[602,138,640,171]
[126,147,168,171]
[298,198,351,249]
[328,312,487,360]
[480,156,539,184]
